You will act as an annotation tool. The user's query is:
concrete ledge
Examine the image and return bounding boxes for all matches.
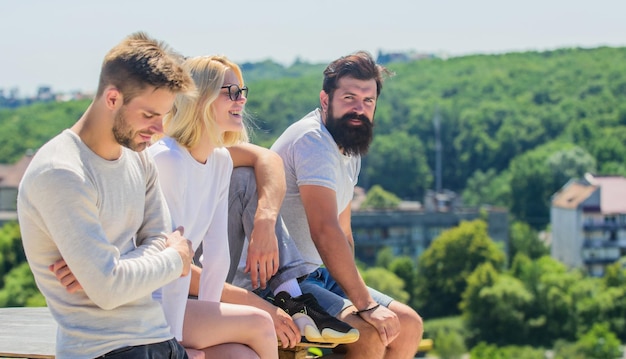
[0,307,55,358]
[0,307,320,359]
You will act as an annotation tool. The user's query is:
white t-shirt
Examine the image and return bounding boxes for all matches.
[148,137,232,340]
[271,109,360,273]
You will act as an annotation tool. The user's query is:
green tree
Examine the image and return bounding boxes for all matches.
[469,343,546,359]
[0,100,90,163]
[462,169,511,207]
[546,146,597,191]
[573,279,626,341]
[508,221,549,261]
[512,256,580,345]
[374,246,394,268]
[553,339,586,359]
[0,221,27,286]
[508,142,595,229]
[604,259,626,288]
[599,161,626,177]
[389,256,417,307]
[0,222,44,307]
[461,263,533,346]
[433,327,466,359]
[576,323,622,359]
[0,262,45,307]
[361,185,401,210]
[361,267,410,304]
[363,132,432,199]
[423,316,468,358]
[469,342,502,359]
[414,219,506,318]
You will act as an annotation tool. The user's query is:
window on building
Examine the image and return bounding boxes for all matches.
[389,226,409,238]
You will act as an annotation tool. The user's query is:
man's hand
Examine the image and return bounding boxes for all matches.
[49,259,83,293]
[245,219,279,289]
[165,226,193,277]
[357,305,401,347]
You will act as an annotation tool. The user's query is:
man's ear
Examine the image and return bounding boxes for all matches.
[104,87,123,110]
[319,90,329,113]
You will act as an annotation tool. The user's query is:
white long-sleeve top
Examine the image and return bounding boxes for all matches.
[148,137,232,340]
[18,129,183,359]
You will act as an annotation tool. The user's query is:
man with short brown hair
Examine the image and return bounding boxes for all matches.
[18,32,195,359]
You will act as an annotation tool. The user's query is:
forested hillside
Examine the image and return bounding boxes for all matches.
[2,46,626,229]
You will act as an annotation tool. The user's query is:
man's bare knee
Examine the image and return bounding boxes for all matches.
[338,309,386,358]
[387,302,424,358]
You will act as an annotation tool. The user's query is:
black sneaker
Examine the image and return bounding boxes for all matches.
[272,291,360,344]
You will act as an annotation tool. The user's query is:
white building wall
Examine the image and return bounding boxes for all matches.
[0,187,18,211]
[551,206,583,267]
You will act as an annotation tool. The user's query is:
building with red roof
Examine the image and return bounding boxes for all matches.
[551,173,626,276]
[0,153,33,224]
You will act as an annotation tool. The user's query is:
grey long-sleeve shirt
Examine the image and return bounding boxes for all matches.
[18,129,182,359]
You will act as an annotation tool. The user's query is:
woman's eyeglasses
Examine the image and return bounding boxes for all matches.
[221,84,248,101]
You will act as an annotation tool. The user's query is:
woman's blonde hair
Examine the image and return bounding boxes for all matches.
[163,55,249,148]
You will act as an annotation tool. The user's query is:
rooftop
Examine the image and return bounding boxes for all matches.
[552,173,626,214]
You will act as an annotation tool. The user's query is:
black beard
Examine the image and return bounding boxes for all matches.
[324,110,374,156]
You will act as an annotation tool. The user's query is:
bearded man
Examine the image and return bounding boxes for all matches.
[270,51,424,359]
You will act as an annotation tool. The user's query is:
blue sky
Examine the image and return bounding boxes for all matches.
[2,0,624,96]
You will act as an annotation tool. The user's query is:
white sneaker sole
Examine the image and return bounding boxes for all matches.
[292,313,360,344]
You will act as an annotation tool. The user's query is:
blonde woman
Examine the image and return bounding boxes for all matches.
[150,55,358,358]
[148,55,283,358]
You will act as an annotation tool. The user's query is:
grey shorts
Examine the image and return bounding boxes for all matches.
[300,267,394,317]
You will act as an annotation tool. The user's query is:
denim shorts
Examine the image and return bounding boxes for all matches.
[95,338,187,359]
[300,267,394,317]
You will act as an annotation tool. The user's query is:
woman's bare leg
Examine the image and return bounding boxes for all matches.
[200,343,259,359]
[185,348,205,359]
[187,343,259,359]
[181,299,278,359]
